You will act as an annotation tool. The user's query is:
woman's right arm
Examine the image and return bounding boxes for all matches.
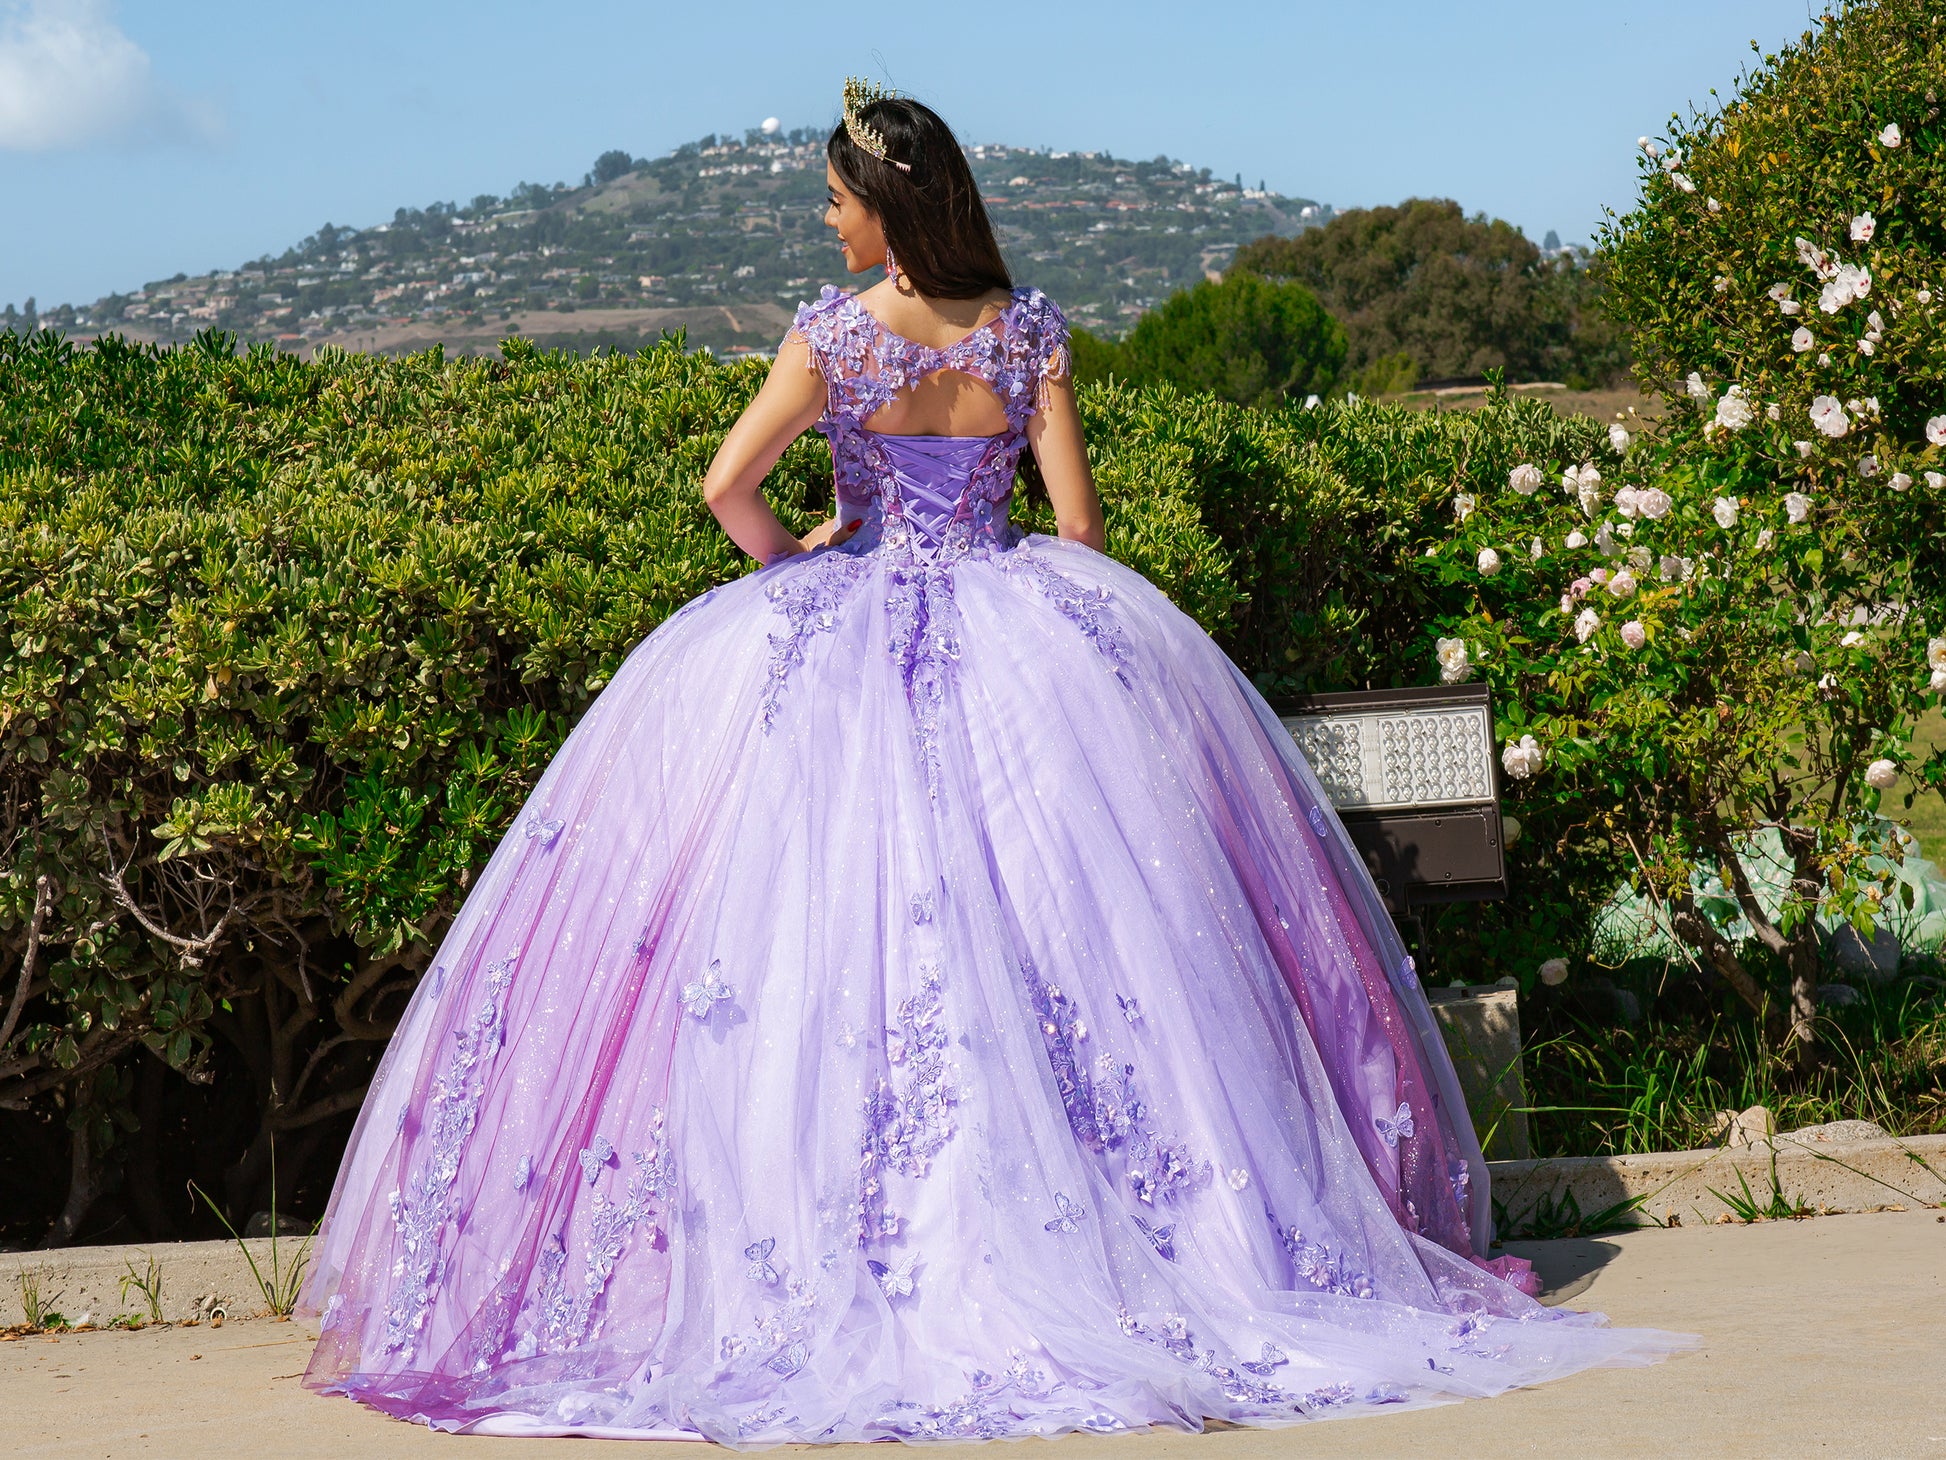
[1025,369,1105,552]
[701,337,845,563]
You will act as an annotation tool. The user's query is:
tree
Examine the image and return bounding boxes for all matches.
[1234,200,1625,390]
[1109,273,1345,409]
[589,150,635,187]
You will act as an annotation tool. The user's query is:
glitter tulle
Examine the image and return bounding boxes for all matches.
[301,288,1689,1445]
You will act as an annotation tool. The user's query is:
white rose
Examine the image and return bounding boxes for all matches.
[1303,394,1321,409]
[1819,352,1832,366]
[1858,455,1880,478]
[1841,630,1866,647]
[1850,211,1876,243]
[1712,496,1741,528]
[1791,326,1815,353]
[1766,403,1782,422]
[1932,667,1946,693]
[1502,734,1545,779]
[1795,440,1814,458]
[1614,485,1641,519]
[1879,122,1902,147]
[1565,529,1588,549]
[1477,546,1502,577]
[1436,636,1472,684]
[1809,395,1850,438]
[1670,171,1696,193]
[1594,522,1617,556]
[1864,758,1898,790]
[1607,569,1637,598]
[1538,957,1569,987]
[1713,275,1731,294]
[1636,487,1672,520]
[1508,463,1542,495]
[1927,636,1946,672]
[1920,289,1935,305]
[1780,298,1802,316]
[1714,388,1754,431]
[1658,553,1694,582]
[1455,492,1477,522]
[1929,472,1946,490]
[1615,521,1636,539]
[1559,593,1575,615]
[1707,196,1722,213]
[1792,650,1816,675]
[1784,491,1812,523]
[1858,338,1876,356]
[1889,472,1912,492]
[1756,527,1775,550]
[1608,423,1631,454]
[1619,620,1647,650]
[1530,536,1545,560]
[1574,606,1601,643]
[1685,372,1709,401]
[1577,463,1602,490]
[1927,415,1946,447]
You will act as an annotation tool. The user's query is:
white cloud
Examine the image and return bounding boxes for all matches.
[0,0,219,151]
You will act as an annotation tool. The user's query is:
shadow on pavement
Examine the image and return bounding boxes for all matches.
[1501,1237,1625,1306]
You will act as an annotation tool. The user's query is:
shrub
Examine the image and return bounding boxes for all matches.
[1433,0,1946,1049]
[0,327,1590,1237]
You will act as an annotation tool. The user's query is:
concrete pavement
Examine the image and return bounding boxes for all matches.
[5,1208,1942,1458]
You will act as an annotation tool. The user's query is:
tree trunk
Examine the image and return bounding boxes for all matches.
[38,1121,95,1248]
[125,1054,177,1239]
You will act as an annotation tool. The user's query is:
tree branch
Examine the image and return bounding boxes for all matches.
[0,874,53,1051]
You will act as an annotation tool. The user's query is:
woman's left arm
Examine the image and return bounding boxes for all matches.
[1025,370,1105,552]
[702,337,843,563]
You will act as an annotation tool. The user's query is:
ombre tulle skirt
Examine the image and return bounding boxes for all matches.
[302,517,1688,1445]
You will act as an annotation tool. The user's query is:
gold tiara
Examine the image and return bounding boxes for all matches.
[843,76,911,172]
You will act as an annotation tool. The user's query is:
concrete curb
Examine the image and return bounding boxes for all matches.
[0,1237,301,1328]
[5,1136,1942,1327]
[1489,1133,1946,1233]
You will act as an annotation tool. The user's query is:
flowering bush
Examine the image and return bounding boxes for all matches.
[1435,0,1946,1048]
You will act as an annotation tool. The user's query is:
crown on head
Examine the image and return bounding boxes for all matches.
[843,77,911,172]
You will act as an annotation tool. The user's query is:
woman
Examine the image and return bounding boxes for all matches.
[303,83,1684,1444]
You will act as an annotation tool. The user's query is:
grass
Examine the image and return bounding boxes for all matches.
[188,1135,316,1319]
[17,1270,66,1331]
[1524,977,1946,1159]
[119,1252,165,1325]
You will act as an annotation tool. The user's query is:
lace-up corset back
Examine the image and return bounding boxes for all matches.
[787,286,1071,561]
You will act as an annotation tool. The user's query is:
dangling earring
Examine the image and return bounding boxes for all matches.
[884,247,900,287]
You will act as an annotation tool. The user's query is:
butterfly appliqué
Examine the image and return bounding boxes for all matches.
[513,1154,533,1191]
[1307,804,1330,838]
[766,1341,807,1377]
[1241,1342,1288,1377]
[1374,1101,1415,1149]
[681,961,734,1021]
[744,1236,780,1284]
[1132,1213,1175,1260]
[1043,1191,1087,1233]
[579,1135,614,1185]
[867,1254,917,1299]
[524,814,564,846]
[1115,994,1142,1025]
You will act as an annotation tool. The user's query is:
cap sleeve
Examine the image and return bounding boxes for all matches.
[781,286,853,381]
[1022,290,1072,407]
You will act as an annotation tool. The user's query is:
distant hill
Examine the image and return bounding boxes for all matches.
[31,127,1329,359]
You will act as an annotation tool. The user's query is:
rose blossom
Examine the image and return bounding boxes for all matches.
[1714,387,1754,431]
[1436,637,1472,684]
[1658,554,1693,582]
[1809,395,1850,438]
[1477,547,1502,576]
[1851,211,1876,243]
[1927,415,1946,447]
[1508,462,1543,495]
[1791,326,1815,352]
[1669,171,1696,193]
[1784,491,1812,523]
[1530,537,1545,560]
[1619,620,1647,650]
[1636,487,1672,520]
[1927,637,1946,672]
[1756,527,1775,550]
[1607,569,1637,598]
[1865,758,1899,790]
[1932,667,1946,693]
[1565,529,1588,549]
[1454,492,1476,522]
[1712,496,1741,528]
[1929,472,1946,490]
[1795,441,1814,459]
[1574,606,1601,643]
[1502,734,1545,779]
[1858,338,1875,356]
[1539,957,1569,986]
[1858,454,1880,478]
[1686,372,1709,400]
[1766,403,1782,421]
[1879,122,1902,147]
[1614,485,1641,519]
[1841,630,1866,648]
[1890,472,1912,492]
[1558,593,1575,614]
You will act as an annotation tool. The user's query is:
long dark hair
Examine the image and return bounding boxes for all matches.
[828,96,1012,301]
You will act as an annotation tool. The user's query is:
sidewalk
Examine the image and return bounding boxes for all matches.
[5,1209,1942,1458]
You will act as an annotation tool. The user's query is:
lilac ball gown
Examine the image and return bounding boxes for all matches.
[303,286,1685,1444]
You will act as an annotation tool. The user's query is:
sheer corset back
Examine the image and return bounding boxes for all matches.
[785,287,1071,563]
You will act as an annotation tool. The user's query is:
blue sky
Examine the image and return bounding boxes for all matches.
[2,0,1817,309]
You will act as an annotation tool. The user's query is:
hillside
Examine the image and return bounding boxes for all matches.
[36,127,1328,359]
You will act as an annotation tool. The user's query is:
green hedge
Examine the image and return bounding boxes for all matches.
[0,325,1595,1236]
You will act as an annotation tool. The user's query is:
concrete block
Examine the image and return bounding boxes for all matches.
[1426,985,1530,1160]
[1489,1133,1946,1235]
[0,1237,299,1327]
